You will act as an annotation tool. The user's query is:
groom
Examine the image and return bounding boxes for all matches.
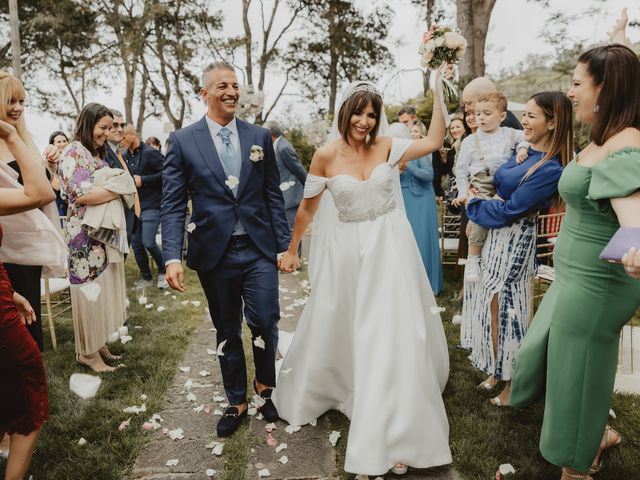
[161,62,290,437]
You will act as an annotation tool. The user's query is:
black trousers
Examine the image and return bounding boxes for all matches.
[5,263,44,351]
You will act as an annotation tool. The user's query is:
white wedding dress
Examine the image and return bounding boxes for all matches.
[272,138,452,475]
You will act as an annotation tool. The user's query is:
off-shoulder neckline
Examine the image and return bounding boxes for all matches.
[575,146,640,169]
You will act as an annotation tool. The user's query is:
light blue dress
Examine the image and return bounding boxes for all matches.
[400,155,443,295]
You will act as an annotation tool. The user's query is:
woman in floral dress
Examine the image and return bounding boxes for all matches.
[58,103,129,372]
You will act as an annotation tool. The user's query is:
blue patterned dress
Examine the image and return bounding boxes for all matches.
[462,149,563,380]
[400,155,443,295]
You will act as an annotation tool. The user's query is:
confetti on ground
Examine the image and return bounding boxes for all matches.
[138,295,147,304]
[206,469,217,477]
[166,459,179,467]
[278,455,288,464]
[257,468,271,478]
[118,418,131,431]
[78,438,87,446]
[452,314,462,325]
[213,395,226,402]
[285,425,301,434]
[213,409,223,416]
[207,348,215,355]
[193,405,204,413]
[145,303,154,309]
[181,300,189,306]
[191,300,201,307]
[168,428,184,440]
[199,370,210,377]
[123,403,146,415]
[499,464,516,475]
[187,393,197,402]
[430,306,446,315]
[275,443,287,453]
[265,423,277,432]
[266,433,277,448]
[329,430,341,446]
[120,335,133,344]
[179,366,191,373]
[248,407,257,416]
[157,306,166,312]
[309,419,317,426]
[69,373,101,399]
[140,394,147,400]
[211,443,224,456]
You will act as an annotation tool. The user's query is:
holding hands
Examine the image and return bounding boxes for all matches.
[278,251,300,273]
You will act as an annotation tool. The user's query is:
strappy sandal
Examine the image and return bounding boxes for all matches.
[76,353,115,373]
[562,467,592,479]
[589,425,622,474]
[99,345,122,362]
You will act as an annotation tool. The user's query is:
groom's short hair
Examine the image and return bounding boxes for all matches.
[202,62,235,88]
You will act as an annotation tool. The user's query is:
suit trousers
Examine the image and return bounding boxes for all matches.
[198,236,280,405]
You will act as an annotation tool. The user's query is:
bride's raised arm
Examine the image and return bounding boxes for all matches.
[279,149,328,272]
[398,67,447,166]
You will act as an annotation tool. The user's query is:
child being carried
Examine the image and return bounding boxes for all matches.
[453,91,529,282]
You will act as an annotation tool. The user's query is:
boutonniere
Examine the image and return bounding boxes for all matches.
[250,145,264,163]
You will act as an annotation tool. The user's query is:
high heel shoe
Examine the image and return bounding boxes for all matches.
[391,464,408,475]
[562,467,592,479]
[98,345,122,362]
[589,425,622,474]
[76,353,115,373]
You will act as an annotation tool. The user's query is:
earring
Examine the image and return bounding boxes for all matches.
[548,126,554,131]
[593,105,600,113]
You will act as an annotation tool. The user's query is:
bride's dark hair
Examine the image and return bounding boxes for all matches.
[337,87,383,148]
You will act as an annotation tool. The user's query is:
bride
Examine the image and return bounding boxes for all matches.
[273,60,453,476]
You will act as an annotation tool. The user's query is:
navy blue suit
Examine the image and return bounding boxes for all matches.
[161,115,290,404]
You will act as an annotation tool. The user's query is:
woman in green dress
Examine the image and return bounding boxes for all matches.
[509,38,640,480]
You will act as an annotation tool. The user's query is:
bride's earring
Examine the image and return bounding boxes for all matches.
[593,105,600,113]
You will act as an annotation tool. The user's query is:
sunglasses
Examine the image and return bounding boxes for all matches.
[112,122,126,129]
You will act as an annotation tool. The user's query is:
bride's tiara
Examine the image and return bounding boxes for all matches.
[350,83,382,99]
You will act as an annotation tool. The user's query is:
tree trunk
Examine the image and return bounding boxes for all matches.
[422,0,435,94]
[456,0,496,81]
[242,0,254,87]
[8,0,21,79]
[327,1,338,117]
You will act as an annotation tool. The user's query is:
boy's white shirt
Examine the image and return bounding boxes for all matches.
[454,126,527,199]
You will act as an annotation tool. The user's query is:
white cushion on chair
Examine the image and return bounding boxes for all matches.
[40,278,71,297]
[443,238,459,251]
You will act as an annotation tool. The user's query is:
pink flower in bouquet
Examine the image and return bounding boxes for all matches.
[444,31,467,58]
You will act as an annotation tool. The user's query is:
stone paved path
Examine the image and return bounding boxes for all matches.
[131,234,460,480]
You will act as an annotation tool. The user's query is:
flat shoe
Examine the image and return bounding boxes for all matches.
[217,406,247,438]
[253,379,279,422]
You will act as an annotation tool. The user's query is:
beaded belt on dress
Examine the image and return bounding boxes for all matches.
[338,200,396,223]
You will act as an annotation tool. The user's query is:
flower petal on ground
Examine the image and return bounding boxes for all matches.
[285,425,301,434]
[207,348,215,355]
[206,469,217,477]
[257,468,271,478]
[78,437,87,446]
[278,455,288,464]
[199,370,210,377]
[187,393,197,402]
[265,423,277,432]
[168,428,184,440]
[120,335,133,344]
[329,430,341,446]
[157,306,166,312]
[118,418,131,431]
[69,373,102,399]
[179,366,191,373]
[166,459,179,467]
[275,443,287,453]
[266,433,277,448]
[498,464,516,475]
[211,443,224,456]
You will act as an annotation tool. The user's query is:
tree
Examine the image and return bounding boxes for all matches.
[455,0,497,82]
[286,0,394,117]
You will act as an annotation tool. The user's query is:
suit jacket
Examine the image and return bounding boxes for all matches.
[161,115,290,271]
[274,136,306,210]
[502,110,523,130]
[125,143,163,211]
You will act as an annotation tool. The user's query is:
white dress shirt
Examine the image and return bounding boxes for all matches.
[454,127,525,199]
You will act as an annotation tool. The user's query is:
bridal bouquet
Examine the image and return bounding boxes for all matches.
[418,26,467,70]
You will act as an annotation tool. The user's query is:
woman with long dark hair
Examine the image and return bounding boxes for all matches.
[462,91,574,405]
[58,103,135,372]
[510,42,640,480]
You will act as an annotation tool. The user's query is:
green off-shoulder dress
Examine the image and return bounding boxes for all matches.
[510,148,640,471]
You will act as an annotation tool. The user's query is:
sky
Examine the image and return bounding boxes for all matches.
[22,0,639,150]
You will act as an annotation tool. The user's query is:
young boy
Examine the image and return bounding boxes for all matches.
[453,91,528,282]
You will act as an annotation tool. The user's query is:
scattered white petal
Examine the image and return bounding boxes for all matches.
[206,469,217,477]
[207,348,215,355]
[138,295,147,305]
[278,455,288,464]
[499,464,516,475]
[329,430,341,446]
[275,443,287,453]
[123,403,146,415]
[199,370,210,377]
[168,428,184,440]
[118,326,128,337]
[187,222,196,233]
[253,336,266,350]
[609,409,617,419]
[181,300,189,306]
[257,468,271,478]
[309,419,317,427]
[225,175,239,189]
[265,423,277,432]
[213,395,226,402]
[120,335,133,344]
[211,443,224,456]
[452,314,462,325]
[184,379,193,389]
[145,303,154,309]
[179,366,191,373]
[69,373,102,399]
[118,418,131,431]
[191,300,201,307]
[248,407,257,416]
[172,295,177,300]
[78,437,87,445]
[252,394,266,408]
[194,405,205,413]
[187,393,197,402]
[213,409,223,416]
[217,340,227,357]
[430,306,446,315]
[205,440,217,449]
[134,325,142,329]
[157,306,166,312]
[279,181,296,192]
[140,394,147,400]
[166,458,179,467]
[256,413,264,420]
[285,424,301,434]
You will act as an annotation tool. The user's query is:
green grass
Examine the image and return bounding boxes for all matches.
[4,259,207,480]
[328,269,640,479]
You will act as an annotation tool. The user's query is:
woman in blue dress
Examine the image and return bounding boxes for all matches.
[400,121,443,295]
